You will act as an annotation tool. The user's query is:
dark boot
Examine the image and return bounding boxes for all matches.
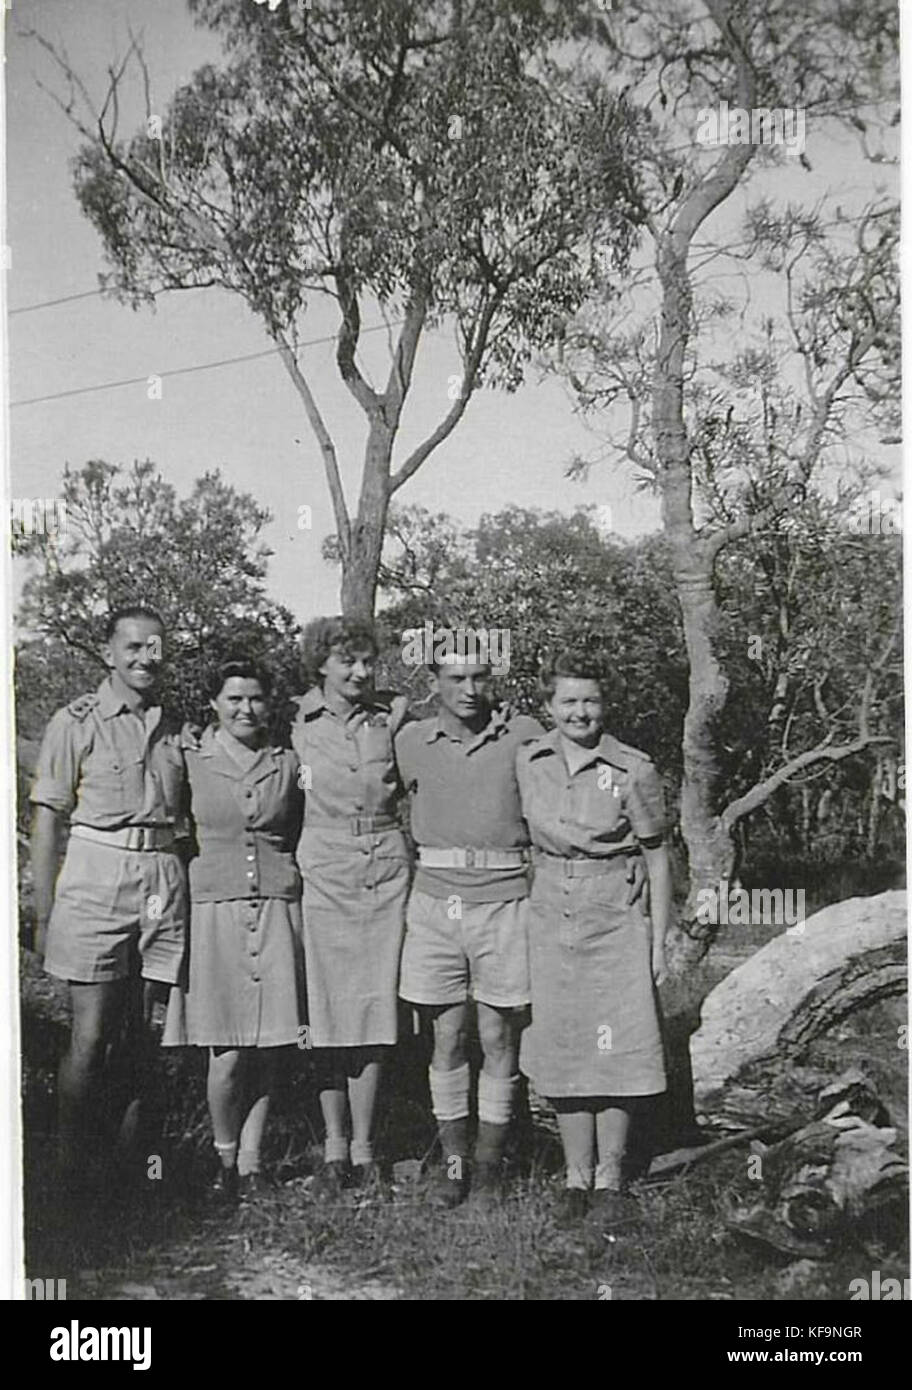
[470,1121,509,1210]
[430,1117,469,1208]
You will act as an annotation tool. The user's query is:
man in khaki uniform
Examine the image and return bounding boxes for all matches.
[30,606,188,1193]
[395,655,544,1208]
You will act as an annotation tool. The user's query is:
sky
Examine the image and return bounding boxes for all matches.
[5,0,900,626]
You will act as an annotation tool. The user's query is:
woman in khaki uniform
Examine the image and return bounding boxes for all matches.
[517,650,671,1233]
[164,660,304,1201]
[292,617,410,1196]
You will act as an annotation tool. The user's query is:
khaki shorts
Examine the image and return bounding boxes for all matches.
[44,837,187,985]
[399,889,530,1009]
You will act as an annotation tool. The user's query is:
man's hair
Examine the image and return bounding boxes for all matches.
[104,605,166,642]
[206,659,274,702]
[428,656,492,676]
[300,615,378,687]
[539,648,612,702]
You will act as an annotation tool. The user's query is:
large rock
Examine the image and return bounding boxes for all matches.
[690,892,908,1131]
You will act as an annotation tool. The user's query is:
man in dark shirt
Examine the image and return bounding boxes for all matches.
[396,655,543,1208]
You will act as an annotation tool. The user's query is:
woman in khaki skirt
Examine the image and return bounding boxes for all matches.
[164,660,304,1201]
[292,617,410,1198]
[517,650,671,1233]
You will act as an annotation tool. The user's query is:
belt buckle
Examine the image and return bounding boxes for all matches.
[464,847,477,869]
[352,814,366,836]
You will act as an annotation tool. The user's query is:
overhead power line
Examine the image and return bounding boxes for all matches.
[9,321,404,409]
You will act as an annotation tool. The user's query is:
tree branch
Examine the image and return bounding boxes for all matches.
[721,732,893,834]
[389,292,500,493]
[272,329,350,556]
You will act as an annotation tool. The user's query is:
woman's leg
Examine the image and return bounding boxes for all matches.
[237,1050,277,1177]
[317,1048,349,1165]
[594,1104,632,1190]
[554,1108,596,1190]
[207,1047,247,1169]
[347,1046,387,1168]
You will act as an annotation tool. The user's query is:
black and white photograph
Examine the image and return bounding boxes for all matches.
[1,0,907,1328]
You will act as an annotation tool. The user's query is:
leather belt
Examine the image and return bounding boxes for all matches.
[533,851,628,877]
[418,847,529,870]
[304,814,399,836]
[70,824,177,852]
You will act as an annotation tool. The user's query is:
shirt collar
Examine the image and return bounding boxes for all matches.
[425,703,509,752]
[527,728,634,772]
[97,677,158,721]
[294,686,394,723]
[195,724,282,775]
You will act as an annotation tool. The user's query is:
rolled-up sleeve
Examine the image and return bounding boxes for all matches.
[626,760,666,841]
[30,711,83,815]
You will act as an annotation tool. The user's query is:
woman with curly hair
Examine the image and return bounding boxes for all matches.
[516,649,670,1234]
[292,616,410,1197]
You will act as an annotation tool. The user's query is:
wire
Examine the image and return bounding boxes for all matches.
[9,288,107,317]
[9,321,404,409]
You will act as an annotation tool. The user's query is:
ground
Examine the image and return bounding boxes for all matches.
[19,914,908,1302]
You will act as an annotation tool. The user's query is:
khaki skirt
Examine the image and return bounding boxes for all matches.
[298,825,409,1047]
[521,856,666,1099]
[163,896,305,1049]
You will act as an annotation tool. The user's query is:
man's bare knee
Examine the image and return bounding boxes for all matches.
[431,1006,468,1068]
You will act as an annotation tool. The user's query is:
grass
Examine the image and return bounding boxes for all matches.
[18,858,907,1301]
[26,1133,903,1302]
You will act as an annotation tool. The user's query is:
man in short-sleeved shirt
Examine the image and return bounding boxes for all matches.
[395,659,543,1208]
[30,606,188,1191]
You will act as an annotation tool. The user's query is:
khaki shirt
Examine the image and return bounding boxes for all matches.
[290,686,408,826]
[516,728,666,858]
[395,708,544,901]
[30,678,186,830]
[184,727,302,902]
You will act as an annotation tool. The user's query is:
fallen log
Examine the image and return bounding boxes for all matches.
[690,891,907,1132]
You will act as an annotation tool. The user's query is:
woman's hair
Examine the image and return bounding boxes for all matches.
[206,659,273,702]
[300,615,378,688]
[539,648,612,702]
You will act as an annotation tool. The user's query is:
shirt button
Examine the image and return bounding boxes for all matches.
[246,854,255,862]
[244,790,253,797]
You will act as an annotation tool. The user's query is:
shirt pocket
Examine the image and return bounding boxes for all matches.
[82,748,132,814]
[564,774,627,841]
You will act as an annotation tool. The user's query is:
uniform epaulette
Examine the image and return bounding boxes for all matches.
[66,692,99,720]
[180,720,203,751]
[607,735,654,768]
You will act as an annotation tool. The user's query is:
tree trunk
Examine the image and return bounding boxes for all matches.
[654,220,741,972]
[666,559,738,971]
[339,421,395,621]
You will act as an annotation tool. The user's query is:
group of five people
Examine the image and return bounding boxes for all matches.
[30,606,671,1230]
